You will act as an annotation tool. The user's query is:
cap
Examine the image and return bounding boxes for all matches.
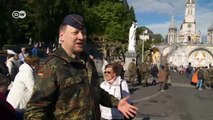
[7,49,16,55]
[62,14,85,30]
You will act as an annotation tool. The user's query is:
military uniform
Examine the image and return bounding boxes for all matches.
[141,63,149,86]
[136,63,142,85]
[207,67,213,88]
[128,61,137,86]
[24,48,118,120]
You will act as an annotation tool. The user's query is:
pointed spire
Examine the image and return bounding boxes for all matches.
[170,15,176,28]
[187,0,195,4]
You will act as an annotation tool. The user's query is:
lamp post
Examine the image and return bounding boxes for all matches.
[142,33,144,63]
[140,30,148,63]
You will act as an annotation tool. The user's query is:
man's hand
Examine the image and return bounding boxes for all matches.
[118,96,138,119]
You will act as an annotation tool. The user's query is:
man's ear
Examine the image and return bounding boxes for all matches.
[59,32,64,43]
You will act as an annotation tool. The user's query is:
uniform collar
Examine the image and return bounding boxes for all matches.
[52,47,87,64]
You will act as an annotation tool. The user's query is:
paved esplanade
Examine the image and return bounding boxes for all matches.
[130,70,213,120]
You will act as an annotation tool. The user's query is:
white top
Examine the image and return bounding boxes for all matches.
[100,76,130,119]
[7,63,35,111]
[6,57,15,76]
[6,58,21,72]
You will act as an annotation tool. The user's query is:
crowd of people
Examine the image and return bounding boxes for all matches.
[102,57,172,93]
[166,62,213,91]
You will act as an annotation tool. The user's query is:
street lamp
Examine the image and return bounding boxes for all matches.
[140,30,148,63]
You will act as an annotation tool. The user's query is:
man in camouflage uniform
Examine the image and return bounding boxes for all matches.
[207,66,213,89]
[24,14,137,120]
[136,63,142,85]
[141,62,149,87]
[128,59,137,86]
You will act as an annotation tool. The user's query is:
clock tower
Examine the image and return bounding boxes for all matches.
[177,0,200,43]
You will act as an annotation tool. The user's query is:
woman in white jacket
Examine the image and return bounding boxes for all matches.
[6,55,40,113]
[100,63,130,120]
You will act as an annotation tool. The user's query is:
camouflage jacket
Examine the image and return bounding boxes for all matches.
[128,62,137,76]
[24,48,118,120]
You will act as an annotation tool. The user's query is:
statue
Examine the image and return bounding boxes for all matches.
[128,21,138,52]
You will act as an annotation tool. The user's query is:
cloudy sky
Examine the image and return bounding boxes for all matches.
[127,0,213,38]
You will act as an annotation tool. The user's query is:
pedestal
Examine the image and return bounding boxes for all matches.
[124,51,137,71]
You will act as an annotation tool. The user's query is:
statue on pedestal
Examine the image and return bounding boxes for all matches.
[128,21,138,52]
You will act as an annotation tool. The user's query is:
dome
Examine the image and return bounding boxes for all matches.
[208,23,213,31]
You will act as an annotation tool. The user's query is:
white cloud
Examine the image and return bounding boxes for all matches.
[128,0,213,37]
[128,0,185,15]
[146,19,182,38]
[196,11,213,35]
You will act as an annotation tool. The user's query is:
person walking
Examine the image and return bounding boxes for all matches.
[158,65,168,92]
[100,63,131,120]
[24,13,137,120]
[196,67,205,90]
[150,64,159,85]
[191,67,199,86]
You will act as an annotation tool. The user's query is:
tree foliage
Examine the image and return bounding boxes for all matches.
[0,0,163,59]
[0,0,135,46]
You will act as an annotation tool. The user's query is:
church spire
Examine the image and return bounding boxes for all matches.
[187,0,195,4]
[170,15,176,28]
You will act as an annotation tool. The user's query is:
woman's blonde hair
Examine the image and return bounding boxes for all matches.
[24,55,40,66]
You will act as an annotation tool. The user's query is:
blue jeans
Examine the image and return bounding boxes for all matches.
[196,79,203,89]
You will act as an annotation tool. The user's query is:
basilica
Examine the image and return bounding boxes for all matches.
[152,0,213,68]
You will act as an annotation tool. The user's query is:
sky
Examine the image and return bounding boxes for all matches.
[127,0,213,38]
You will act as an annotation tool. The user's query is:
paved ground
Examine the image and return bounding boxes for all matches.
[129,70,213,120]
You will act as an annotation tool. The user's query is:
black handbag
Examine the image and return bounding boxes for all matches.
[119,80,135,120]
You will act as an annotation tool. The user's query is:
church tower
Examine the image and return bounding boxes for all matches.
[177,0,200,43]
[167,16,177,44]
[208,23,213,44]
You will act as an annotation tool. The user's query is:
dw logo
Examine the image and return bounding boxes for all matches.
[12,10,26,19]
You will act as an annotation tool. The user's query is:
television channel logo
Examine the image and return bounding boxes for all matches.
[12,10,26,19]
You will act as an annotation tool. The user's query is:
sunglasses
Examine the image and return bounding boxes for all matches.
[104,71,112,74]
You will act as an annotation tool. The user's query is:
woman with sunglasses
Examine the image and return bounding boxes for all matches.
[100,63,131,120]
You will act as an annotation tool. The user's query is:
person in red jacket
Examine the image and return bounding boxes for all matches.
[0,73,17,120]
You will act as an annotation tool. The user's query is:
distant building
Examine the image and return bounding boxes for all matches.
[167,16,177,44]
[208,23,213,44]
[152,0,213,68]
[167,0,200,43]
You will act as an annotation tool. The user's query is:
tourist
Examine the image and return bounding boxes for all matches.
[158,65,168,92]
[19,47,29,64]
[100,63,131,119]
